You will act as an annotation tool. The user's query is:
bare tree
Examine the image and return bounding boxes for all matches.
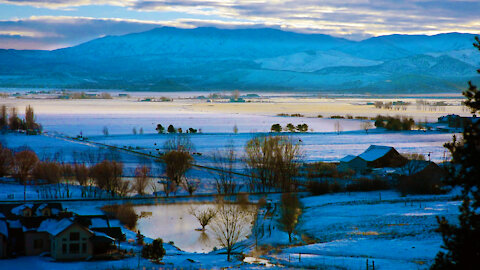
[334,120,342,135]
[212,142,238,194]
[0,105,7,129]
[0,143,13,177]
[134,165,150,195]
[161,135,194,190]
[189,207,217,231]
[102,126,109,136]
[361,121,373,134]
[212,203,254,261]
[181,177,199,195]
[278,193,302,243]
[13,150,39,201]
[90,160,123,197]
[245,135,302,192]
[74,163,91,197]
[8,107,21,130]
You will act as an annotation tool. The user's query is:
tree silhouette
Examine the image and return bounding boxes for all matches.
[432,36,480,270]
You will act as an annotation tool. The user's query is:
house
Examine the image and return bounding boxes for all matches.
[338,155,367,173]
[396,160,445,179]
[358,145,407,168]
[438,114,478,128]
[38,218,94,261]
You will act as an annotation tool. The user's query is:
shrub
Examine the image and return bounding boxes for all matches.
[307,181,343,195]
[330,115,344,119]
[397,175,445,195]
[345,178,389,192]
[307,181,330,195]
[141,238,166,262]
[306,162,339,178]
[101,203,137,230]
[13,150,39,183]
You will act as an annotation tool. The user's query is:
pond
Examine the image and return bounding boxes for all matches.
[134,203,256,253]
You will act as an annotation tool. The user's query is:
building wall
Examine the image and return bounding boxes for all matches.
[51,224,93,260]
[24,232,50,256]
[0,235,6,258]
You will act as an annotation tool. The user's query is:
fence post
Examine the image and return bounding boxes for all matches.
[366,258,369,270]
[372,260,375,270]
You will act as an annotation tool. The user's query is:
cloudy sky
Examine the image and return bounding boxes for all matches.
[0,0,479,50]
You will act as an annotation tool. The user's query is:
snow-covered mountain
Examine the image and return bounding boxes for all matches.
[0,27,478,93]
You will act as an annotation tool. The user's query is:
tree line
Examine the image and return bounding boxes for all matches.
[1,105,41,134]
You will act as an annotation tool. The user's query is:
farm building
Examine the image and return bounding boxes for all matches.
[358,145,407,168]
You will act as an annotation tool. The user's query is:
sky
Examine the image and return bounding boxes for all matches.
[0,0,479,50]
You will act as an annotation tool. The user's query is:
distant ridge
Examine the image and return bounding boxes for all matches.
[0,27,478,93]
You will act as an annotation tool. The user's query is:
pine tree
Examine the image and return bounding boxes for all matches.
[431,36,480,270]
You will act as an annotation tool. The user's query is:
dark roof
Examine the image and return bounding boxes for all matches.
[0,203,63,219]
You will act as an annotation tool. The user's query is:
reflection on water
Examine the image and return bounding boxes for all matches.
[134,203,255,253]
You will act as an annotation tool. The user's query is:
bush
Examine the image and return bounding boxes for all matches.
[306,162,339,178]
[101,203,137,230]
[397,175,445,195]
[307,181,343,195]
[307,181,330,195]
[345,178,389,192]
[142,238,166,262]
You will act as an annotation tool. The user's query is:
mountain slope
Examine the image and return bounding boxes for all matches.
[0,27,478,92]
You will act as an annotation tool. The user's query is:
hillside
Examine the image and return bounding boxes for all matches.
[0,27,478,92]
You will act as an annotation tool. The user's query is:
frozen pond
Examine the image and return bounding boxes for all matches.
[134,203,256,253]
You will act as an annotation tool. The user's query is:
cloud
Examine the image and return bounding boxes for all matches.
[0,1,479,49]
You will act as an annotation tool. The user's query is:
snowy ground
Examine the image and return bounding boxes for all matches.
[258,191,459,270]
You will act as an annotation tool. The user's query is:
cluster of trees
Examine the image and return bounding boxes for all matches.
[245,135,303,192]
[270,123,309,133]
[373,101,409,111]
[1,105,41,134]
[156,124,198,134]
[0,143,157,199]
[159,135,199,196]
[374,115,415,131]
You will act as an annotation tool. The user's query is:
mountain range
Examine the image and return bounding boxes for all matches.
[0,27,479,93]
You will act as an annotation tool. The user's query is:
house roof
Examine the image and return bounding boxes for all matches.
[11,204,34,216]
[359,145,395,162]
[37,218,74,236]
[339,155,357,163]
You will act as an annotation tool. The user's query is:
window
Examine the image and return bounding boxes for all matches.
[33,239,43,249]
[62,244,67,254]
[70,232,80,241]
[69,243,79,254]
[82,243,86,253]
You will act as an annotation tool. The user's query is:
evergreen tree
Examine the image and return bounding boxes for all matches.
[432,36,480,270]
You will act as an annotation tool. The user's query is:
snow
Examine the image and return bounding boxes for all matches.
[37,218,74,236]
[93,231,115,241]
[89,218,108,228]
[358,144,394,161]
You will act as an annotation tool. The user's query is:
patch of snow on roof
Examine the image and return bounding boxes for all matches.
[339,155,356,163]
[37,218,73,236]
[11,203,34,216]
[0,220,7,237]
[93,231,115,241]
[90,218,108,228]
[359,145,394,162]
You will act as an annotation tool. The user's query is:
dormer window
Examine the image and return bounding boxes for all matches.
[41,208,51,216]
[23,208,32,217]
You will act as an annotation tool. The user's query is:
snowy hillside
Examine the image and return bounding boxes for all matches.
[0,27,478,92]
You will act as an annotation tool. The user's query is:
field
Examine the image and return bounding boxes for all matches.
[0,91,465,269]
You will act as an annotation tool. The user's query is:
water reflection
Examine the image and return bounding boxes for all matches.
[134,203,255,253]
